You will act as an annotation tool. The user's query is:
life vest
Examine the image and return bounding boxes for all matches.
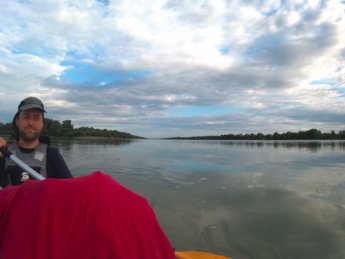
[5,142,47,186]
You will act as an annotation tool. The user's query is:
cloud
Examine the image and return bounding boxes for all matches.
[0,0,345,137]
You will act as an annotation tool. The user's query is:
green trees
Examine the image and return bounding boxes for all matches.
[0,122,12,135]
[0,118,343,140]
[169,128,345,140]
[0,118,142,139]
[61,120,74,137]
[42,119,75,137]
[44,118,62,136]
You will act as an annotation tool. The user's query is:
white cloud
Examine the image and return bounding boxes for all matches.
[0,0,344,137]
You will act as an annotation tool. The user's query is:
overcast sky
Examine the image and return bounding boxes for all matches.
[1,0,344,138]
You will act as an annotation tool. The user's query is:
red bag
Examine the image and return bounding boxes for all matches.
[0,172,175,259]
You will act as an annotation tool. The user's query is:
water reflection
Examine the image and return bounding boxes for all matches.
[189,140,345,152]
[148,168,345,258]
[54,139,345,258]
[50,138,140,176]
[51,137,138,149]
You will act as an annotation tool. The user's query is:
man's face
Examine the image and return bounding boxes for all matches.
[16,109,44,142]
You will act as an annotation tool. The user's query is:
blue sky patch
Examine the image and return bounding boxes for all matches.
[60,61,148,86]
[310,79,337,85]
[97,0,109,5]
[170,106,245,116]
[339,88,345,95]
[219,47,230,55]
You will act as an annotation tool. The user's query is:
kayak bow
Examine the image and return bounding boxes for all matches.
[175,251,231,259]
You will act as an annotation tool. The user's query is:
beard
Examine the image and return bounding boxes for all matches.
[18,127,41,143]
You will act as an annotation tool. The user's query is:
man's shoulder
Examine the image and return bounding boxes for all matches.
[0,156,5,165]
[46,145,59,154]
[45,145,65,166]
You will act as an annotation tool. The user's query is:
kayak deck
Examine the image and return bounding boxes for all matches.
[176,251,231,259]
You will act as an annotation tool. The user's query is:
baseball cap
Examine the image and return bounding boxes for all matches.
[18,97,46,113]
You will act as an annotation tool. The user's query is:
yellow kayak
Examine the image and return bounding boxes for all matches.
[176,251,231,259]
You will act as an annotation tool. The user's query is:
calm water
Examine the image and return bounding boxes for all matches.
[52,139,345,259]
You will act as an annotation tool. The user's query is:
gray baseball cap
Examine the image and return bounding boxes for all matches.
[18,97,46,113]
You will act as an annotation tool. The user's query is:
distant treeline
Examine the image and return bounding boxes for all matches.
[0,118,143,139]
[168,129,345,140]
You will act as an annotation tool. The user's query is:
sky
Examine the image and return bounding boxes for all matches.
[0,0,344,138]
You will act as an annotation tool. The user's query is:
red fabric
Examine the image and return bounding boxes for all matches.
[0,171,175,259]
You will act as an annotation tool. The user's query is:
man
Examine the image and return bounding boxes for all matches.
[0,97,72,188]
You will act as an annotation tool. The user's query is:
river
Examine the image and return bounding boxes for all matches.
[53,138,345,259]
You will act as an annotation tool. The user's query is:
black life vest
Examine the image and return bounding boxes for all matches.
[5,143,47,186]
